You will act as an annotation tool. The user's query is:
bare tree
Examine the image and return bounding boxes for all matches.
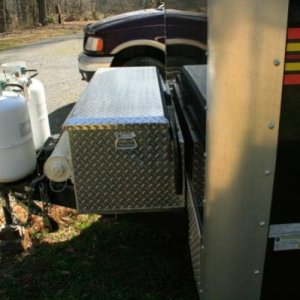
[79,0,83,14]
[0,0,6,33]
[64,0,68,13]
[37,0,48,25]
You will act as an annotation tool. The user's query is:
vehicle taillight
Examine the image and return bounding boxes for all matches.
[85,37,104,52]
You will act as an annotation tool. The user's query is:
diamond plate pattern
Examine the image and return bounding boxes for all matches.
[66,67,184,212]
[187,181,203,295]
[192,140,205,207]
[69,126,183,212]
[64,67,167,127]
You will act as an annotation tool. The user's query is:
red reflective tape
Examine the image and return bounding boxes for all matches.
[284,74,300,85]
[286,54,300,60]
[288,28,300,40]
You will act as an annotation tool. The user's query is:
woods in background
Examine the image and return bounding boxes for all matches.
[0,0,205,33]
[0,0,160,32]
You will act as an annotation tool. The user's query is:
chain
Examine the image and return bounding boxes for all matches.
[39,182,51,217]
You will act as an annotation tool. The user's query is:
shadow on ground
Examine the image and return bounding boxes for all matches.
[48,102,75,134]
[1,104,198,299]
[0,212,198,300]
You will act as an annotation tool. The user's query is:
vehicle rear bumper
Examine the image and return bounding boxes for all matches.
[78,53,114,73]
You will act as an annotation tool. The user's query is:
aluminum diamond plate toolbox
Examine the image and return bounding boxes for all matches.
[64,67,184,213]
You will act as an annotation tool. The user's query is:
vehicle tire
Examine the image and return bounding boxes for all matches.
[122,57,165,74]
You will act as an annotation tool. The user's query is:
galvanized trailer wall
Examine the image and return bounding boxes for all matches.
[203,0,289,299]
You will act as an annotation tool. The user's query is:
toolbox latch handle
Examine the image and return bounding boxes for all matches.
[115,132,137,150]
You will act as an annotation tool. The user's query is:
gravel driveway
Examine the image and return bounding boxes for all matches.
[0,34,88,113]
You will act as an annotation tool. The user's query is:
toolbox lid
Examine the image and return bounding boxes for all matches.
[64,67,168,128]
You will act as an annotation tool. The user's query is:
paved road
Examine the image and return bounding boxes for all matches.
[0,34,88,113]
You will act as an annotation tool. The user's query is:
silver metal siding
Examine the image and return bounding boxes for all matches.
[203,0,289,299]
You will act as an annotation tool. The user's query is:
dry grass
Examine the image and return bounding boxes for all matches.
[0,22,91,51]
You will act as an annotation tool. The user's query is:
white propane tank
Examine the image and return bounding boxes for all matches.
[0,91,37,183]
[27,78,51,150]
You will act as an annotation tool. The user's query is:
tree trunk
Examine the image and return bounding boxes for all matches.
[91,0,96,19]
[55,4,62,23]
[64,0,68,14]
[0,0,7,33]
[19,0,30,27]
[79,0,83,15]
[37,0,47,25]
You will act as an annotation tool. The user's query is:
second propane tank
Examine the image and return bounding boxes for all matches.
[0,91,37,183]
[27,78,51,150]
[2,62,51,151]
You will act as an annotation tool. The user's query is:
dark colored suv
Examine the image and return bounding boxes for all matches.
[78,6,207,81]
